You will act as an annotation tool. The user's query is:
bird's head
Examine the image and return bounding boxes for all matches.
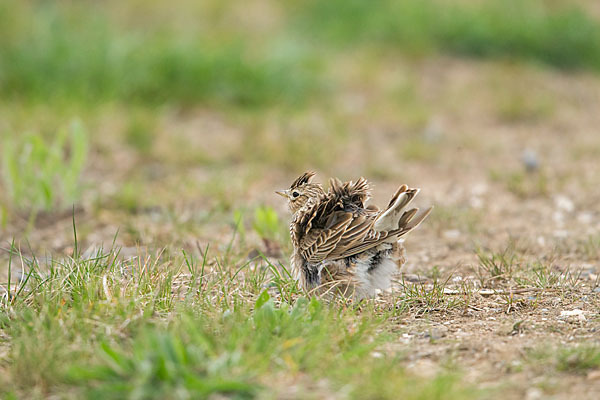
[276,171,324,214]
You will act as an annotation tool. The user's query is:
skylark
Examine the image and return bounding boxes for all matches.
[277,172,432,299]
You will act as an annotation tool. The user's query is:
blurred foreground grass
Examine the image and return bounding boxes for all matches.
[0,242,471,399]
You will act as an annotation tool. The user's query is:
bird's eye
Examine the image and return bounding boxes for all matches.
[292,191,300,198]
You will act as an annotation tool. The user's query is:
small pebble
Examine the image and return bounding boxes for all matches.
[560,309,586,322]
[553,230,569,238]
[426,326,448,341]
[588,370,600,381]
[521,149,540,172]
[577,212,593,225]
[554,195,575,213]
[402,274,426,283]
[469,197,483,209]
[443,229,461,239]
[422,118,443,143]
[525,387,543,400]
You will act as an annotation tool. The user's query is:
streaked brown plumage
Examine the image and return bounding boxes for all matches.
[276,172,433,299]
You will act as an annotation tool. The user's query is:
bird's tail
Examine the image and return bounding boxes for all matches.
[373,185,433,233]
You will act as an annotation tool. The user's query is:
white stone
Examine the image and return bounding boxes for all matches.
[443,229,461,239]
[560,309,586,321]
[554,195,575,213]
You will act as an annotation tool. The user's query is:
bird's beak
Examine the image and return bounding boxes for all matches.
[275,190,287,198]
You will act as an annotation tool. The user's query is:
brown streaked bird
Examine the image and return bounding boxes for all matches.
[276,172,433,300]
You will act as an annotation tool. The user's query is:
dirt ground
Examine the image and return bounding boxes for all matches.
[2,52,600,398]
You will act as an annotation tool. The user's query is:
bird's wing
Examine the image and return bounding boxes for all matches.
[299,211,354,262]
[295,177,373,263]
[300,207,432,263]
[299,210,373,263]
[300,209,408,263]
[329,205,432,260]
[296,182,433,263]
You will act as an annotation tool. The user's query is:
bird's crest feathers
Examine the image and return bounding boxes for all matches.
[290,171,316,189]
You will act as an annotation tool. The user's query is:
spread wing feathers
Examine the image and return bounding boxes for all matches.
[328,176,371,207]
[291,171,316,189]
[401,206,433,232]
[373,185,419,231]
[294,182,433,264]
[291,177,372,248]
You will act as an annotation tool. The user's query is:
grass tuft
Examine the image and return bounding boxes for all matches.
[529,344,600,375]
[252,205,284,243]
[557,345,600,374]
[1,120,88,213]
